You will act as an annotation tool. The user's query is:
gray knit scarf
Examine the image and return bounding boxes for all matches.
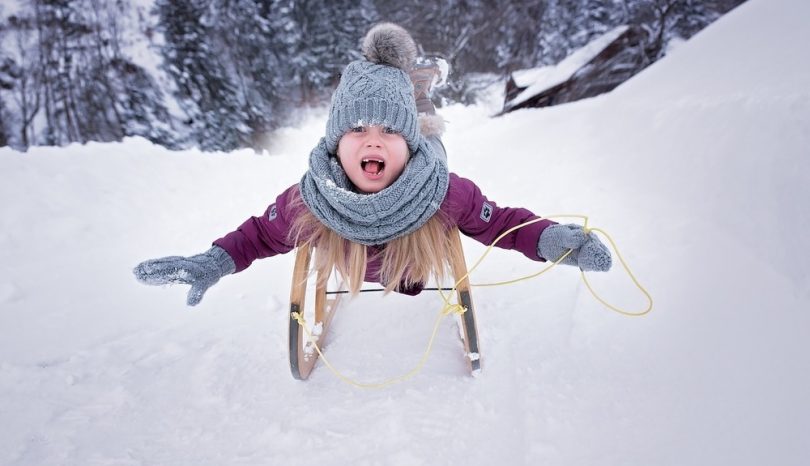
[299,137,449,246]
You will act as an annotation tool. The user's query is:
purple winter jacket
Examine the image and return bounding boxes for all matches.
[214,172,555,294]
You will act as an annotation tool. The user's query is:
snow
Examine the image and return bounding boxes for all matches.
[1,0,809,464]
[0,0,21,17]
[507,25,630,109]
[123,0,187,121]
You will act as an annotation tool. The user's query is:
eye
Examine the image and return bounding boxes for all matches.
[383,126,397,134]
[350,126,366,133]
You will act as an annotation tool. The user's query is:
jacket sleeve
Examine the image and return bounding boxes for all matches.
[212,184,302,273]
[442,173,556,262]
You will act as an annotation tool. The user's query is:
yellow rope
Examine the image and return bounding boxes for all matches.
[292,214,652,388]
[465,215,653,316]
[578,226,653,316]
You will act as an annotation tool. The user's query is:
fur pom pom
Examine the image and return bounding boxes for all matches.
[361,23,417,71]
[419,114,446,137]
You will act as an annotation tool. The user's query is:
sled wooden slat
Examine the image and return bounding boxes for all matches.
[288,243,341,380]
[448,228,482,374]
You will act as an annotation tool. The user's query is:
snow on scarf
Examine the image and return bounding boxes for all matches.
[299,137,449,246]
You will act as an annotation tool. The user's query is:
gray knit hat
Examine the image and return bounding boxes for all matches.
[301,23,449,246]
[324,23,420,154]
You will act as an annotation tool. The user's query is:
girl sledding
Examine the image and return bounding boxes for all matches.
[133,23,613,381]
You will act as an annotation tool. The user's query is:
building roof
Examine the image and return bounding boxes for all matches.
[507,25,630,109]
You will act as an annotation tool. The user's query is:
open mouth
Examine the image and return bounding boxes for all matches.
[361,157,385,176]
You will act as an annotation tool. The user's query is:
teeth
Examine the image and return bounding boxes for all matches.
[361,158,384,175]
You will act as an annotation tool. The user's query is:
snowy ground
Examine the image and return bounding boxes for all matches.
[1,0,809,464]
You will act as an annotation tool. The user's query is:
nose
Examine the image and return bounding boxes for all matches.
[364,127,383,147]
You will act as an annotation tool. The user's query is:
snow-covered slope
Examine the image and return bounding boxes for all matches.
[1,0,808,464]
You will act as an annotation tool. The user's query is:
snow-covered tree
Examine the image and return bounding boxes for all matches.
[623,0,725,61]
[288,0,376,104]
[156,0,248,151]
[0,0,174,149]
[0,0,748,150]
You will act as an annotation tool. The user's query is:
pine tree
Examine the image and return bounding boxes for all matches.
[210,0,293,150]
[111,58,177,147]
[1,0,176,149]
[33,0,89,145]
[3,13,40,148]
[493,1,547,71]
[156,0,248,151]
[288,0,376,103]
[0,90,9,148]
[0,21,15,147]
[622,0,715,60]
[88,0,177,147]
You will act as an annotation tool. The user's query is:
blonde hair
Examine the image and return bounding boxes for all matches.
[288,188,461,294]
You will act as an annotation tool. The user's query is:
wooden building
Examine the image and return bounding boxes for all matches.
[502,25,648,114]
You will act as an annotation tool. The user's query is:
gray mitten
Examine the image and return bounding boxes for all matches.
[133,246,236,306]
[537,223,612,272]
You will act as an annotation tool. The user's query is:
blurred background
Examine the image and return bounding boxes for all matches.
[0,0,745,152]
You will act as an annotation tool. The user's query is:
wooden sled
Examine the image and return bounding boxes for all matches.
[288,228,481,380]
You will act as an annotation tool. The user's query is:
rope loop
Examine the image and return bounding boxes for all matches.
[441,303,466,316]
[291,214,652,388]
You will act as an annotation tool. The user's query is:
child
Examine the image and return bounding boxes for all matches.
[133,23,612,306]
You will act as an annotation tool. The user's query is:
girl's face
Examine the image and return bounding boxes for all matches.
[337,125,409,193]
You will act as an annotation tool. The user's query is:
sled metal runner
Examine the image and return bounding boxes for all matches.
[288,228,481,380]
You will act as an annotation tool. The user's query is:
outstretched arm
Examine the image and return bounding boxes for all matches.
[212,184,301,273]
[132,183,303,306]
[133,246,235,306]
[444,174,611,272]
